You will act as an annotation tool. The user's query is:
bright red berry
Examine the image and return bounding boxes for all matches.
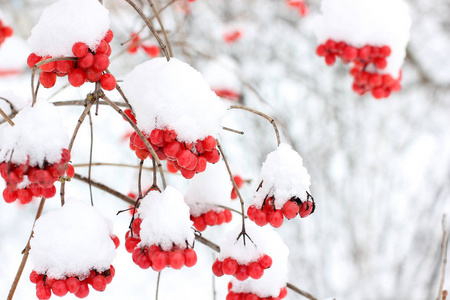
[247,261,264,279]
[27,53,42,68]
[92,54,109,72]
[152,251,169,271]
[66,277,81,293]
[212,259,224,276]
[52,280,68,296]
[72,42,89,58]
[169,250,185,269]
[104,30,114,43]
[68,68,87,87]
[100,73,116,90]
[258,254,272,269]
[204,210,218,226]
[74,280,89,298]
[281,200,299,219]
[268,210,284,228]
[184,248,197,267]
[77,52,94,69]
[39,71,57,88]
[234,264,249,281]
[222,258,238,275]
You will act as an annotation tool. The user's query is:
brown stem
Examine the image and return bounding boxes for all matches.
[286,283,319,300]
[72,173,136,205]
[138,160,144,199]
[52,99,127,107]
[229,105,281,146]
[437,214,449,300]
[222,126,244,135]
[123,0,171,61]
[88,110,94,206]
[156,271,162,300]
[100,94,166,189]
[147,0,173,57]
[0,106,14,126]
[7,197,46,300]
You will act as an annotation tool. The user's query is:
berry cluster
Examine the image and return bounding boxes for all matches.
[0,19,13,47]
[316,39,401,99]
[247,195,315,228]
[286,0,309,16]
[126,109,220,179]
[127,32,161,58]
[27,30,116,90]
[224,30,243,44]
[212,254,272,281]
[191,209,233,231]
[226,284,287,300]
[231,175,244,199]
[30,266,115,300]
[125,218,197,271]
[1,149,74,204]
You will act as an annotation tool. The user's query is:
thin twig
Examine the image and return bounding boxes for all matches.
[7,198,46,300]
[286,283,319,300]
[156,271,162,300]
[100,94,166,189]
[72,173,136,205]
[229,105,281,146]
[437,214,449,300]
[123,0,171,61]
[0,106,14,126]
[222,126,244,135]
[88,110,94,206]
[52,99,127,107]
[147,0,173,57]
[138,160,144,199]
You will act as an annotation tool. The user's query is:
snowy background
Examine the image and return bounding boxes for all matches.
[1,0,450,299]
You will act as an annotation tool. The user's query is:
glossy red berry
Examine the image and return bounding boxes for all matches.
[212,259,224,276]
[72,42,89,58]
[66,277,81,293]
[169,250,185,269]
[234,264,249,281]
[39,71,57,88]
[247,261,264,279]
[268,210,284,228]
[68,68,87,87]
[77,52,94,69]
[92,54,109,72]
[52,280,68,296]
[222,258,238,275]
[74,280,89,298]
[258,254,272,269]
[27,53,42,68]
[100,73,116,90]
[184,249,197,267]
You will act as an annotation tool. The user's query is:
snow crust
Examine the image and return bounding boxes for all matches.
[184,160,233,216]
[30,198,116,279]
[27,0,110,57]
[315,0,411,76]
[252,143,310,209]
[139,186,195,251]
[121,57,227,142]
[0,100,69,166]
[227,223,289,297]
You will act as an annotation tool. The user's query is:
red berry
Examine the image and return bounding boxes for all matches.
[180,168,196,179]
[96,40,109,54]
[279,287,288,298]
[163,141,182,158]
[85,67,102,82]
[358,45,371,61]
[66,164,75,178]
[380,46,391,57]
[254,209,268,226]
[72,42,89,58]
[234,264,249,281]
[39,71,57,88]
[166,161,178,173]
[222,258,238,275]
[195,156,207,173]
[52,280,68,296]
[226,292,241,300]
[203,149,220,163]
[132,218,142,236]
[258,254,272,269]
[150,129,165,146]
[56,60,74,73]
[66,277,81,293]
[17,188,33,204]
[212,259,224,276]
[324,39,336,51]
[27,53,42,68]
[177,150,192,168]
[104,30,114,43]
[39,60,55,72]
[41,186,56,198]
[3,188,17,203]
[151,251,169,271]
[224,209,232,222]
[343,46,357,61]
[110,235,120,249]
[30,271,41,283]
[374,57,387,69]
[77,52,94,69]
[369,73,382,87]
[74,280,89,298]
[169,250,185,269]
[125,237,140,253]
[268,210,284,228]
[142,45,161,58]
[36,284,52,300]
[371,87,385,99]
[247,261,264,279]
[299,200,314,217]
[192,215,207,231]
[123,109,137,124]
[163,129,177,143]
[315,44,327,57]
[204,210,218,226]
[202,136,216,151]
[325,54,336,66]
[216,211,225,225]
[135,147,150,160]
[245,294,259,300]
[184,248,197,267]
[68,68,87,87]
[92,54,109,72]
[100,73,116,90]
[233,175,244,188]
[137,254,152,269]
[281,200,299,219]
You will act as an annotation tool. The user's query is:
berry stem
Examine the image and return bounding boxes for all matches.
[7,197,46,300]
[222,126,244,135]
[123,0,171,61]
[0,106,14,126]
[146,0,173,57]
[100,94,167,189]
[156,271,162,300]
[437,215,449,300]
[229,105,281,147]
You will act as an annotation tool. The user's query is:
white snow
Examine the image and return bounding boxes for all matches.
[0,90,27,122]
[252,143,310,209]
[184,160,233,216]
[201,56,241,93]
[30,198,116,279]
[315,0,411,76]
[227,223,289,297]
[27,0,110,57]
[138,186,195,251]
[0,99,69,166]
[0,37,29,72]
[121,57,227,143]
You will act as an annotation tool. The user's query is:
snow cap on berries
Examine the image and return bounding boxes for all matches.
[227,224,289,297]
[0,100,69,166]
[185,160,233,216]
[28,0,110,57]
[252,143,310,209]
[121,57,227,143]
[315,0,411,76]
[139,186,195,251]
[30,198,116,279]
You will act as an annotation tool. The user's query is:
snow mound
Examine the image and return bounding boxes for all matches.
[0,100,69,167]
[28,0,110,57]
[252,143,310,209]
[315,0,411,76]
[227,224,289,297]
[30,198,116,279]
[121,57,227,143]
[139,186,195,251]
[184,160,233,216]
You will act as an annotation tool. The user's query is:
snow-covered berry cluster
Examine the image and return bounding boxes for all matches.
[213,254,273,281]
[1,149,74,204]
[27,30,115,90]
[286,0,309,16]
[226,284,288,300]
[127,32,161,57]
[126,187,198,271]
[0,19,13,47]
[316,40,401,98]
[30,266,115,300]
[250,144,313,228]
[127,120,220,179]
